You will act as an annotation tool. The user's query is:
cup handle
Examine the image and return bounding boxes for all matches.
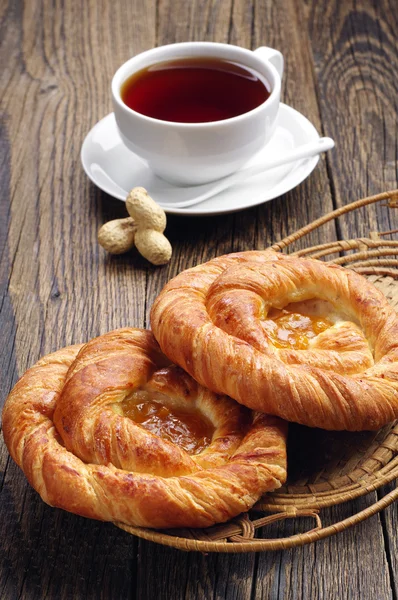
[253,47,284,79]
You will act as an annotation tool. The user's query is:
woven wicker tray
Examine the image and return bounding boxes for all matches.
[116,189,398,552]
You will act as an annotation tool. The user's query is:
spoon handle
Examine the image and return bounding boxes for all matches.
[159,137,335,209]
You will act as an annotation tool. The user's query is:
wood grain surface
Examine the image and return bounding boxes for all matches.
[0,0,397,598]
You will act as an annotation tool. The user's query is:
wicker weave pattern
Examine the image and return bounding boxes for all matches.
[116,189,398,552]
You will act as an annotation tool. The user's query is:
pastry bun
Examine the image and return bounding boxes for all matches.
[2,328,287,528]
[151,251,398,430]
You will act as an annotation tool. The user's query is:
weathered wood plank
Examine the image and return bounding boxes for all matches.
[379,482,398,600]
[305,0,398,237]
[253,498,393,599]
[136,0,337,598]
[0,80,21,600]
[0,1,154,598]
[137,543,259,600]
[138,2,257,598]
[304,1,398,596]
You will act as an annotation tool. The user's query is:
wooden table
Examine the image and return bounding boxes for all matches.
[1,1,398,598]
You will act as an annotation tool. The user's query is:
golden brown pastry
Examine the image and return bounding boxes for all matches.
[2,328,287,529]
[151,250,398,431]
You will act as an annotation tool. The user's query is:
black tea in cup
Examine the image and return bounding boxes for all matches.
[121,57,270,123]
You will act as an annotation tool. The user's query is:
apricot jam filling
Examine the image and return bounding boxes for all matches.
[263,308,333,350]
[121,390,214,454]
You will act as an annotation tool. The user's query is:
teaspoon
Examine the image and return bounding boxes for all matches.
[158,137,335,210]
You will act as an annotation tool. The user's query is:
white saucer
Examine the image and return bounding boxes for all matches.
[81,104,321,216]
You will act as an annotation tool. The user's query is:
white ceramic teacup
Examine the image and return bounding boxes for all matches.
[112,42,284,185]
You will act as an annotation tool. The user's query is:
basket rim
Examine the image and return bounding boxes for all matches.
[114,482,398,553]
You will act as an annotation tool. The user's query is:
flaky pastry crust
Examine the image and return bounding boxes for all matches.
[2,328,287,529]
[151,251,398,431]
